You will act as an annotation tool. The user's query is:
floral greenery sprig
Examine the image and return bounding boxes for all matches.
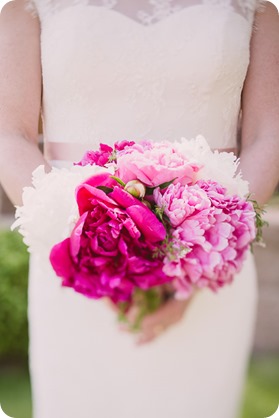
[108,149,117,163]
[152,235,191,261]
[248,196,269,246]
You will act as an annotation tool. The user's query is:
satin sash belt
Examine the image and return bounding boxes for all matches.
[44,141,238,162]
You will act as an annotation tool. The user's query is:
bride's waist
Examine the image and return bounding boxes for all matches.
[44,141,238,165]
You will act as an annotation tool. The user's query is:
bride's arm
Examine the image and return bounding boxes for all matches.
[0,0,49,205]
[240,1,279,206]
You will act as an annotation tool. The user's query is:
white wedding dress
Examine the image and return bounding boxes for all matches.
[25,1,261,417]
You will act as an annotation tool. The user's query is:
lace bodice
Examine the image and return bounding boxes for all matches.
[27,0,262,23]
[25,0,264,162]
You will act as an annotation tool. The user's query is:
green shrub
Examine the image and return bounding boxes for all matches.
[0,230,29,363]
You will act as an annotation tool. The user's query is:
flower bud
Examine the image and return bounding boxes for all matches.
[124,180,146,198]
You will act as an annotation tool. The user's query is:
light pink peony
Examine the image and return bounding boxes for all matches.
[155,180,256,298]
[50,173,168,303]
[154,182,211,227]
[116,141,201,187]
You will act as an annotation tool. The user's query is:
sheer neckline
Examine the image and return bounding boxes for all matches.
[26,0,262,25]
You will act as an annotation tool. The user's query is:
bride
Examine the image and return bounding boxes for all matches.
[0,1,278,417]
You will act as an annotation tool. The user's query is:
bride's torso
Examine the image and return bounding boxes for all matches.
[27,0,261,162]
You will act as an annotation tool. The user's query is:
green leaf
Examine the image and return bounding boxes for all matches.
[145,178,177,195]
[96,186,113,194]
[145,187,154,196]
[110,176,126,187]
[159,177,178,190]
[154,205,165,221]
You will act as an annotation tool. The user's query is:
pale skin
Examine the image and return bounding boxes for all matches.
[0,0,278,345]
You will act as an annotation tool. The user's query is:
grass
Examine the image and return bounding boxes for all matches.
[241,356,279,418]
[0,367,32,418]
[0,356,278,418]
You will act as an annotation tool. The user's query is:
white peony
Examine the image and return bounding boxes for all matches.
[12,164,112,256]
[174,135,249,197]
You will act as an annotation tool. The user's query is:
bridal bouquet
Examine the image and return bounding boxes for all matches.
[13,136,264,325]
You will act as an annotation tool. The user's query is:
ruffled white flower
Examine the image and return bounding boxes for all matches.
[12,164,112,256]
[174,135,249,197]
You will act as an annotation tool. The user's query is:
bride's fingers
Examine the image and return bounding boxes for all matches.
[136,323,167,345]
[104,298,119,312]
[126,305,140,323]
[145,298,189,328]
[118,305,140,332]
[136,298,191,345]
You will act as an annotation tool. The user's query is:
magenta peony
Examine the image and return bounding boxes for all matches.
[76,143,113,167]
[114,140,136,151]
[76,141,136,167]
[50,173,168,303]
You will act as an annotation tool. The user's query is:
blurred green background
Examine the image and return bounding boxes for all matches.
[0,199,278,417]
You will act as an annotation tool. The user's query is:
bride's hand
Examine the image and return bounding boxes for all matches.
[121,296,194,345]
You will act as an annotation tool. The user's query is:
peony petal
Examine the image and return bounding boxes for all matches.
[109,186,145,209]
[70,212,88,259]
[109,186,166,242]
[126,205,166,243]
[50,238,74,279]
[133,267,170,289]
[76,183,117,214]
[82,172,117,188]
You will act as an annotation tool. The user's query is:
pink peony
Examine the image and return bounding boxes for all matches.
[156,180,256,298]
[154,182,211,227]
[76,143,113,167]
[116,141,201,187]
[50,173,168,303]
